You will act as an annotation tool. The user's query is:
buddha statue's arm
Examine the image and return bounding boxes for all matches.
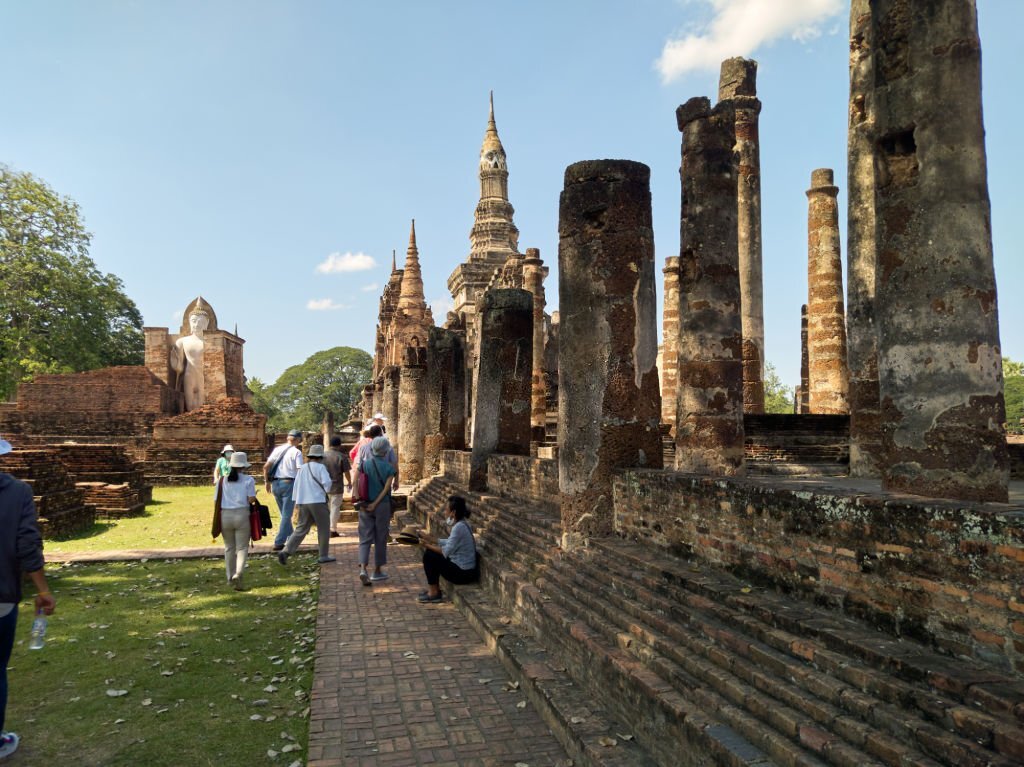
[169,342,186,375]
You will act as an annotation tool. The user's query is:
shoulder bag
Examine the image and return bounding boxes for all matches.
[211,478,224,539]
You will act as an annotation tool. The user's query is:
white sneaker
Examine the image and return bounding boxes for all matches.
[0,732,20,759]
[370,571,389,582]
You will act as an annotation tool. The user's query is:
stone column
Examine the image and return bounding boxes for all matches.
[523,248,548,443]
[806,168,850,415]
[674,98,745,476]
[869,0,1007,502]
[425,327,466,476]
[469,289,533,490]
[381,366,400,449]
[398,347,427,484]
[558,160,662,548]
[322,410,334,448]
[719,57,765,414]
[371,382,383,421]
[360,385,374,424]
[846,0,883,476]
[661,257,680,429]
[798,305,810,415]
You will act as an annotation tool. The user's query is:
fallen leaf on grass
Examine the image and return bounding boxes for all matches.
[516,701,527,709]
[616,733,634,741]
[598,736,617,747]
[106,689,128,697]
[478,678,493,685]
[141,699,152,707]
[570,716,586,724]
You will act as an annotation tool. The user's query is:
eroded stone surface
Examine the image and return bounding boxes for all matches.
[719,57,765,415]
[674,98,745,476]
[425,326,466,476]
[867,0,1008,502]
[558,159,662,546]
[806,168,850,415]
[469,288,533,490]
[398,346,427,483]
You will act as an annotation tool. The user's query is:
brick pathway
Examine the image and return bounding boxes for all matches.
[309,524,571,767]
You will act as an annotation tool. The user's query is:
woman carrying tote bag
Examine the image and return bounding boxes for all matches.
[216,452,257,591]
[352,436,397,586]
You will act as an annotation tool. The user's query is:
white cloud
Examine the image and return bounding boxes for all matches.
[655,0,844,82]
[360,282,380,293]
[306,298,349,311]
[171,309,184,323]
[430,294,454,320]
[315,251,376,273]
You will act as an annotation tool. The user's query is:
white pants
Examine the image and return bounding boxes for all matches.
[221,507,250,582]
[328,493,345,529]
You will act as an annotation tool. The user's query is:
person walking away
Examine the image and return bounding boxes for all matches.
[212,444,233,484]
[348,427,371,466]
[417,495,479,603]
[216,451,257,590]
[323,437,351,537]
[0,436,56,759]
[353,436,397,585]
[278,444,335,565]
[264,429,304,552]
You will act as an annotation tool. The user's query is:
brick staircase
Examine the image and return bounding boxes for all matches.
[408,475,1024,767]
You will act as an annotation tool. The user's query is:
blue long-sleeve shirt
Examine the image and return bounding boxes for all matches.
[0,472,45,604]
[439,519,477,571]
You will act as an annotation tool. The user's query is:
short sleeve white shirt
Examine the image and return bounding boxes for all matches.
[216,474,256,509]
[267,444,303,479]
[291,461,332,504]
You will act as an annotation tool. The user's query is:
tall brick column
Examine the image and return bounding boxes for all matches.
[398,347,427,484]
[806,168,849,415]
[558,160,662,548]
[425,326,466,476]
[381,366,400,449]
[360,385,374,423]
[869,0,1007,502]
[846,0,883,476]
[469,288,533,490]
[523,248,548,443]
[674,98,745,476]
[661,256,680,429]
[798,305,810,414]
[719,57,765,414]
[371,383,383,422]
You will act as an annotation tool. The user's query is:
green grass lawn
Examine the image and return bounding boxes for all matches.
[47,485,276,555]
[8,555,319,767]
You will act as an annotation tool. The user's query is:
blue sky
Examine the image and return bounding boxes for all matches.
[2,1,1020,391]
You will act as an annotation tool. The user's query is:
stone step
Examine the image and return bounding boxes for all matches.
[745,463,849,477]
[590,538,1024,764]
[563,552,1000,767]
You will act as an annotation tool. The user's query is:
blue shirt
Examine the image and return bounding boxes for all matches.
[362,455,396,500]
[439,520,477,571]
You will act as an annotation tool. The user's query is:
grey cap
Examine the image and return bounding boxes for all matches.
[287,429,303,439]
[307,444,325,458]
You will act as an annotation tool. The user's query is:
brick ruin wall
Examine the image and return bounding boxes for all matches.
[484,453,558,510]
[612,468,1024,673]
[441,450,471,487]
[0,450,95,537]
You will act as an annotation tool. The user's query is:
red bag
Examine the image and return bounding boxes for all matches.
[355,470,369,502]
[249,508,263,541]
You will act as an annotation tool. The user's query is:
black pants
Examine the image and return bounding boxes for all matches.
[423,549,479,586]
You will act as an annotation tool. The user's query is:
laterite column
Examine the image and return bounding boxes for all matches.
[398,347,427,483]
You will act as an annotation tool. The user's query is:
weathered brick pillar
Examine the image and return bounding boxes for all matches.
[360,385,374,423]
[674,98,745,476]
[661,256,680,429]
[398,347,427,484]
[371,383,383,421]
[425,326,466,476]
[806,168,850,415]
[523,248,548,443]
[719,57,765,414]
[469,289,533,490]
[381,366,400,448]
[143,328,171,385]
[322,411,334,448]
[798,304,810,415]
[869,0,1007,502]
[846,0,883,476]
[558,160,662,548]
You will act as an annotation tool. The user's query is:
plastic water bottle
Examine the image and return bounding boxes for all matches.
[28,611,47,650]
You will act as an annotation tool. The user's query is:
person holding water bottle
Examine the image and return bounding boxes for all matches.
[0,436,56,759]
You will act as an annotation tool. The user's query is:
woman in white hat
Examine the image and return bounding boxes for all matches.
[212,444,234,484]
[216,451,256,590]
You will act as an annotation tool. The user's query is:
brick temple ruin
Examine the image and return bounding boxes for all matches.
[367,4,1024,765]
[0,297,267,528]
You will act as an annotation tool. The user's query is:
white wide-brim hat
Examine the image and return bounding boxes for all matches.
[0,437,11,456]
[372,412,386,421]
[228,451,251,468]
[221,444,235,455]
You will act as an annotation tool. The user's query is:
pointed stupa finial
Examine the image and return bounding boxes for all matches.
[409,218,417,250]
[480,91,506,171]
[391,249,397,272]
[398,218,426,309]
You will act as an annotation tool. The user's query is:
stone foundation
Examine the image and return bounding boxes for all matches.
[613,468,1024,672]
[485,453,558,510]
[47,443,152,517]
[145,398,267,485]
[0,450,95,537]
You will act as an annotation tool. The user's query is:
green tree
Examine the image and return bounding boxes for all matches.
[0,165,143,399]
[1004,357,1023,433]
[258,347,373,432]
[763,361,794,414]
